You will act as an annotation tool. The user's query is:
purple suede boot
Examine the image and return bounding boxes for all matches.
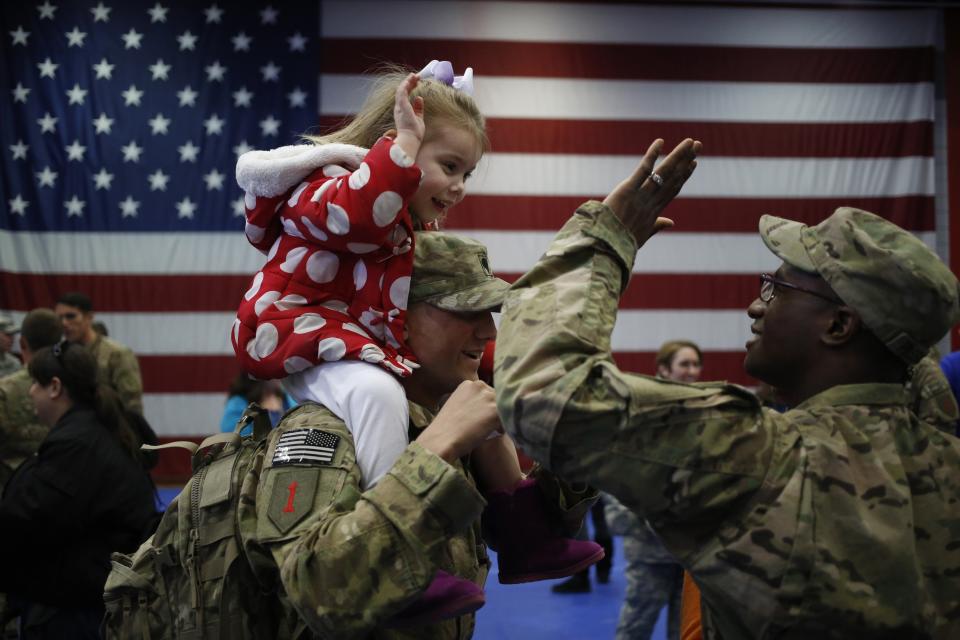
[385,570,485,628]
[486,478,605,584]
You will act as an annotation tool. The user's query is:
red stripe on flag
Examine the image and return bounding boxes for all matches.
[0,273,759,313]
[320,39,934,83]
[484,120,933,158]
[946,9,960,349]
[316,117,933,158]
[444,196,935,232]
[141,355,239,393]
[0,247,922,315]
[0,273,248,313]
[139,350,755,395]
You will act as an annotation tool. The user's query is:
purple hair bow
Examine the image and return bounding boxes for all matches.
[417,59,474,96]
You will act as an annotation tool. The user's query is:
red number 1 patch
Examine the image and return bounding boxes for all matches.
[268,470,318,534]
[283,480,299,513]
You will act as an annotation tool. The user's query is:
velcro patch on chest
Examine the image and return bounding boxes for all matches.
[272,429,340,466]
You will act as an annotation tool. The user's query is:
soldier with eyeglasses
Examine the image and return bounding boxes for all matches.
[494,138,960,639]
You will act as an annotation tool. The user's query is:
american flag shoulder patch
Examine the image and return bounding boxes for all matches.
[272,429,340,467]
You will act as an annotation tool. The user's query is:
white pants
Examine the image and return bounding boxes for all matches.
[283,360,408,490]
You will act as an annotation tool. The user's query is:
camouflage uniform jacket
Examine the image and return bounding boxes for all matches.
[0,351,20,378]
[495,202,960,640]
[603,492,676,565]
[86,334,144,414]
[242,401,595,639]
[0,367,49,489]
[907,350,959,434]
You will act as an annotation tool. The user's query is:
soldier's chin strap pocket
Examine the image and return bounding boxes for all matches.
[102,548,166,640]
[105,555,157,594]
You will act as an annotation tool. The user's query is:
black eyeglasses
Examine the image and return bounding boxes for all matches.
[759,273,844,305]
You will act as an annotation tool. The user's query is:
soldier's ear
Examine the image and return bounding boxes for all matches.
[822,306,861,348]
[49,376,64,399]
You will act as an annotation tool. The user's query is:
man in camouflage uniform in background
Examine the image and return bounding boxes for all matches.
[54,292,144,414]
[0,309,62,492]
[0,308,62,637]
[908,349,959,433]
[238,232,596,639]
[0,316,20,378]
[495,137,960,638]
[604,491,682,639]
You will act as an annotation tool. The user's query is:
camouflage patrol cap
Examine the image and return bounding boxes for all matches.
[409,231,510,312]
[0,314,18,335]
[760,207,960,364]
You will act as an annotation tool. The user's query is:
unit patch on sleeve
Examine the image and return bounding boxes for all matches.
[272,429,340,466]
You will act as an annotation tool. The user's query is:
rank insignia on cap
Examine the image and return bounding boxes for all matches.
[272,429,339,466]
[478,253,491,276]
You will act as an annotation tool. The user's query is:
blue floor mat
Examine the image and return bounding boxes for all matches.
[477,538,667,640]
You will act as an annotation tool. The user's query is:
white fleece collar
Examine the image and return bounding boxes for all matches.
[235,143,368,198]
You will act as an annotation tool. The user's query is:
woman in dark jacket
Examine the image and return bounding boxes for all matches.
[0,340,158,639]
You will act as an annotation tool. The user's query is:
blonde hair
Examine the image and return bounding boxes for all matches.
[655,340,703,371]
[305,63,488,152]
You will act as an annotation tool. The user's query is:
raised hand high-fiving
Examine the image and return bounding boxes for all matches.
[603,138,702,248]
[392,73,426,161]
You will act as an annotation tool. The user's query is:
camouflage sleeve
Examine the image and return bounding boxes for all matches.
[109,344,144,414]
[0,371,48,475]
[907,348,959,433]
[495,201,777,542]
[258,411,485,638]
[601,491,642,536]
[0,383,10,446]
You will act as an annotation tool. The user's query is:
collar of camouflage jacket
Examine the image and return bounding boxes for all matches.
[794,383,907,410]
[407,401,434,434]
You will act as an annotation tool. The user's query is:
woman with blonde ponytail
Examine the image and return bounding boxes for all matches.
[0,340,158,639]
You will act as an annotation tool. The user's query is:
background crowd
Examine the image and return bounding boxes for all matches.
[1,2,958,637]
[2,291,957,639]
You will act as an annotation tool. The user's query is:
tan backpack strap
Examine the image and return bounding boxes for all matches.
[142,432,240,456]
[142,440,200,455]
[235,402,273,440]
[196,432,241,450]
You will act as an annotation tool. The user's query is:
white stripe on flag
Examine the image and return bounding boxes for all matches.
[469,155,935,198]
[2,308,770,354]
[0,231,264,274]
[0,230,936,276]
[143,393,226,437]
[458,231,937,274]
[322,75,935,123]
[322,1,937,48]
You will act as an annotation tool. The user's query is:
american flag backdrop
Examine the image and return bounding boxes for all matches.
[1,1,955,443]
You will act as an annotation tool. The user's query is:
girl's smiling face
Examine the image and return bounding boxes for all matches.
[408,123,482,224]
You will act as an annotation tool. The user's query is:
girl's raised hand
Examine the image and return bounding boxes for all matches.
[393,73,425,159]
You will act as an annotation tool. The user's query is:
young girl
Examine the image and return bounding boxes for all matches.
[233,61,602,623]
